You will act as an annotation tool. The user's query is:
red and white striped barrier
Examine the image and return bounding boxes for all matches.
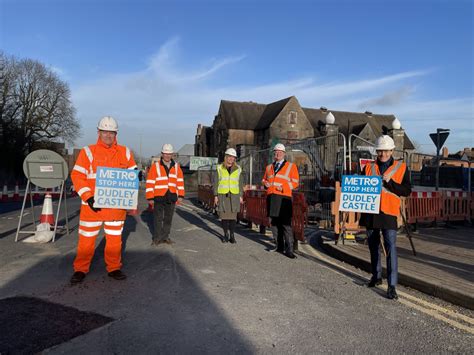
[411,191,440,198]
[445,191,467,198]
[12,183,20,202]
[1,184,8,202]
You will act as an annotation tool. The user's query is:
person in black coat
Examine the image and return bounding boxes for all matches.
[360,135,411,300]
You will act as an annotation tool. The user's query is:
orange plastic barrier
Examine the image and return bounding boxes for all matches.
[198,185,215,210]
[405,191,442,225]
[291,192,308,241]
[241,190,270,227]
[442,191,470,222]
[240,190,307,241]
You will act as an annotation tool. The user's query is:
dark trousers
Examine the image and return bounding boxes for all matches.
[270,217,293,254]
[367,229,398,286]
[153,202,176,241]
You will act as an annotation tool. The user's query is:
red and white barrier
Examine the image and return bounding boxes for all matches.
[1,184,8,202]
[12,182,20,202]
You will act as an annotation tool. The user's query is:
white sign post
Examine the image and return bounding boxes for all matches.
[94,167,139,210]
[339,175,382,214]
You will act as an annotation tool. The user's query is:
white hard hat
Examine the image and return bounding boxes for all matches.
[97,116,119,132]
[225,148,237,157]
[273,143,286,152]
[162,143,174,154]
[225,148,237,158]
[375,135,395,150]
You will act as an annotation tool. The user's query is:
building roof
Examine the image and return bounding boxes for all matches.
[218,100,266,130]
[255,96,293,130]
[216,97,415,150]
[176,144,195,156]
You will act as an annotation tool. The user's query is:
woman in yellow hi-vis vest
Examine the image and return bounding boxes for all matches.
[214,148,243,244]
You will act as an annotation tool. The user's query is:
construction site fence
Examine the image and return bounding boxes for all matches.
[332,182,473,235]
[197,186,308,241]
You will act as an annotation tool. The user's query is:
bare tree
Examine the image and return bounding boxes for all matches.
[14,58,80,153]
[0,52,80,180]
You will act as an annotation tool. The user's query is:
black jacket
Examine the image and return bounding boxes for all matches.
[359,158,411,230]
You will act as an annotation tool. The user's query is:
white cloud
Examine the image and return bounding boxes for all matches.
[71,38,473,158]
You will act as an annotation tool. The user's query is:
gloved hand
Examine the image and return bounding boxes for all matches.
[87,197,101,212]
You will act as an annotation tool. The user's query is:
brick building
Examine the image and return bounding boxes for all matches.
[196,96,415,160]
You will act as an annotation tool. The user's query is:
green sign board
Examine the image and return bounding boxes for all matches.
[190,156,218,170]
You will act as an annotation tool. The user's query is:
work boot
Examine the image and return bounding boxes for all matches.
[70,271,86,285]
[285,252,297,259]
[229,233,236,244]
[164,239,175,245]
[269,245,283,252]
[387,286,398,300]
[151,239,161,246]
[108,270,127,280]
[367,277,383,288]
[222,231,229,243]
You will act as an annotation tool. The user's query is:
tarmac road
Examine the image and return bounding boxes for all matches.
[0,195,473,353]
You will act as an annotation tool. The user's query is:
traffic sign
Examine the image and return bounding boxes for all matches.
[94,167,139,209]
[429,131,449,151]
[22,149,69,188]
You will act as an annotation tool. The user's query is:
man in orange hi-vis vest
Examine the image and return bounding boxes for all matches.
[360,135,411,300]
[70,116,137,285]
[146,144,185,246]
[262,143,299,259]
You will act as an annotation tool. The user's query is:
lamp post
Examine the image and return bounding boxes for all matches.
[139,133,143,169]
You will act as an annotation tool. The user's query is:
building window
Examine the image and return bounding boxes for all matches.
[288,111,297,125]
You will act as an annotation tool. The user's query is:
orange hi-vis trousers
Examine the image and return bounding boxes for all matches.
[73,220,125,273]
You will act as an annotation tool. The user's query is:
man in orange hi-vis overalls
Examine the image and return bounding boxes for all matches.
[146,144,185,246]
[70,116,137,285]
[262,143,299,259]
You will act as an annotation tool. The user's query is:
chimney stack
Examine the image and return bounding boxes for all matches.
[442,146,449,158]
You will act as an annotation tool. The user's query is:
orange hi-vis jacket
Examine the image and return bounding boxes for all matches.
[262,160,299,198]
[145,160,185,200]
[365,160,407,216]
[71,137,137,221]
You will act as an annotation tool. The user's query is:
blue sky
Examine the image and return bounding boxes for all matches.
[1,0,473,157]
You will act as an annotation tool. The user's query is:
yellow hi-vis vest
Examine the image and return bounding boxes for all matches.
[217,164,241,194]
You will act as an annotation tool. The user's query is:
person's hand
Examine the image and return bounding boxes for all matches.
[177,197,183,205]
[86,197,101,212]
[214,196,219,206]
[239,196,243,204]
[382,174,391,183]
[276,186,283,192]
[264,181,271,188]
[148,199,154,207]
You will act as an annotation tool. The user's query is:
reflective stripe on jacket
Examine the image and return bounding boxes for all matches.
[145,161,185,199]
[71,137,137,221]
[365,160,407,216]
[262,161,299,197]
[217,164,241,194]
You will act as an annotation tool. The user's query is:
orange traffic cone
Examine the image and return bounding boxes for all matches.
[13,182,20,202]
[1,184,8,202]
[39,194,55,225]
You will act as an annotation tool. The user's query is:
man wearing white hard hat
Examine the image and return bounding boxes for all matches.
[146,143,185,245]
[360,135,411,300]
[214,148,243,244]
[262,143,299,259]
[70,116,137,285]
